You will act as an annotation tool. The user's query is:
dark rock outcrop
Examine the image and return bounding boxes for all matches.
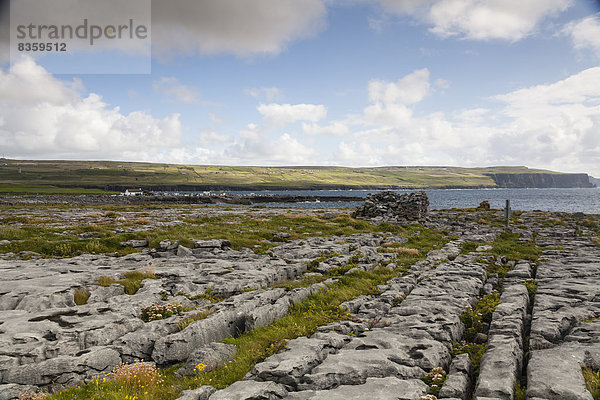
[353,191,429,223]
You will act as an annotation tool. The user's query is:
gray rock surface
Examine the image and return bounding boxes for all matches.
[439,353,472,399]
[209,233,496,399]
[209,380,288,400]
[287,377,429,400]
[178,386,217,400]
[475,283,529,400]
[2,206,598,400]
[526,235,600,400]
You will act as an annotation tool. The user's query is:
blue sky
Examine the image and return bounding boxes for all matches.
[1,0,600,176]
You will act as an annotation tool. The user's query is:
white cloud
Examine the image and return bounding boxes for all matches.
[258,103,327,126]
[455,108,490,124]
[302,121,350,136]
[378,0,572,41]
[225,132,316,164]
[153,77,199,103]
[368,69,430,105]
[363,102,413,126]
[0,57,185,160]
[198,131,231,146]
[361,69,430,127]
[337,67,600,175]
[245,87,283,101]
[494,67,600,109]
[332,141,386,165]
[563,14,600,57]
[488,67,600,173]
[151,0,327,57]
[434,78,450,89]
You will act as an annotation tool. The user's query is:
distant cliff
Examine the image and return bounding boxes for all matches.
[486,173,594,188]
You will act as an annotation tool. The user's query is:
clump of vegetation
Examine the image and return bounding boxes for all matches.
[583,367,600,400]
[461,241,479,254]
[180,288,224,304]
[422,367,446,396]
[392,293,408,307]
[274,274,329,291]
[460,291,500,342]
[73,289,90,306]
[111,361,164,387]
[452,290,500,379]
[177,309,213,331]
[97,269,156,295]
[84,240,104,254]
[523,278,538,302]
[307,251,341,272]
[38,361,172,400]
[140,302,190,322]
[491,231,540,262]
[379,245,419,255]
[450,341,488,377]
[514,381,527,400]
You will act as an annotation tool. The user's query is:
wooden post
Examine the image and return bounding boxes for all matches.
[504,199,511,226]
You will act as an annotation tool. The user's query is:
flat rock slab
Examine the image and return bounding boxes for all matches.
[287,377,429,400]
[209,380,287,400]
[527,346,594,400]
[298,348,426,390]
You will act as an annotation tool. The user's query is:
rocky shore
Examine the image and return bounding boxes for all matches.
[0,193,363,206]
[0,200,598,400]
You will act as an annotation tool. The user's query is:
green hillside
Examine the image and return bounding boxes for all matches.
[0,158,590,194]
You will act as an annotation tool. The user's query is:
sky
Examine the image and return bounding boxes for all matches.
[1,0,600,176]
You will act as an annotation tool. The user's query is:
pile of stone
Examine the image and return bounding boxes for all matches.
[354,191,429,223]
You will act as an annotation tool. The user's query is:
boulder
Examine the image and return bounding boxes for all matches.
[159,240,179,251]
[175,342,237,377]
[191,239,231,250]
[177,386,216,400]
[120,239,148,248]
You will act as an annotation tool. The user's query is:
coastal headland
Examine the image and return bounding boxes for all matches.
[0,159,595,195]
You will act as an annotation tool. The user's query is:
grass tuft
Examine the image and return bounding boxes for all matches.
[514,381,527,400]
[177,310,213,331]
[98,270,156,295]
[523,278,538,302]
[73,289,90,306]
[584,367,600,400]
[491,231,540,262]
[450,341,487,377]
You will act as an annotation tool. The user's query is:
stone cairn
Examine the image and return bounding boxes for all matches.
[353,191,429,223]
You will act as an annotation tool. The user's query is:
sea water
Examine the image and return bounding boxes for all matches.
[217,188,600,214]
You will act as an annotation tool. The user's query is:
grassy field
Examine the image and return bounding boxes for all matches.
[0,158,569,193]
[0,184,118,195]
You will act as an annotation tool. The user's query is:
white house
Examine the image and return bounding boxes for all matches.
[124,188,143,196]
